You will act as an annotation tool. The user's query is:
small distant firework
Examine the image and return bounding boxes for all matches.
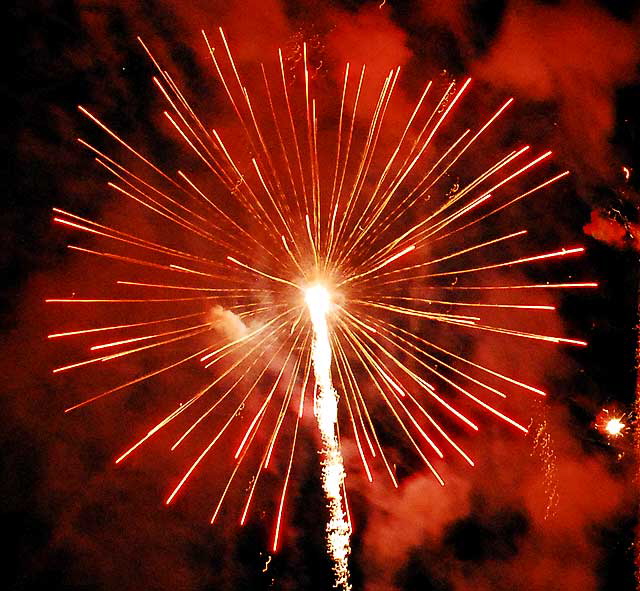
[596,407,628,440]
[605,417,625,437]
[48,29,593,589]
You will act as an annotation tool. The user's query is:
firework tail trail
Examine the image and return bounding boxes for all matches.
[306,285,351,591]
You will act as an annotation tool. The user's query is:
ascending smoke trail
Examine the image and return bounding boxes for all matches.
[305,285,352,591]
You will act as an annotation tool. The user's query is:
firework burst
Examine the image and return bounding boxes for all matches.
[48,29,594,588]
[595,407,629,441]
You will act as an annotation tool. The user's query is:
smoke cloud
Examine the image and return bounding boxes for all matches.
[470,0,640,183]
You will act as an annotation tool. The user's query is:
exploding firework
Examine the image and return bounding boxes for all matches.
[606,418,625,437]
[596,407,628,440]
[48,29,594,588]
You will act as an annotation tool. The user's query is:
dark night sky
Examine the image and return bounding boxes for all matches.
[4,1,640,590]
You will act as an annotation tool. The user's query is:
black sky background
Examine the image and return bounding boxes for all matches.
[4,1,640,590]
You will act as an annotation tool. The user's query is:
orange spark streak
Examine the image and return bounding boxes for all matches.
[165,330,299,505]
[47,311,207,339]
[376,246,585,287]
[116,322,288,464]
[349,312,528,433]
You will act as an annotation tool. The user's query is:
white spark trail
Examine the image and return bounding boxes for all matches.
[306,285,352,591]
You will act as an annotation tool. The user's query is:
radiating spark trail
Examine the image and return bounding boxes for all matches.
[306,285,351,591]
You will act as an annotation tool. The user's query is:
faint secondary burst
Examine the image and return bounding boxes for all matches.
[48,28,594,589]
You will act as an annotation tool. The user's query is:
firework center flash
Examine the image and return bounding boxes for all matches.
[605,417,625,437]
[305,284,352,590]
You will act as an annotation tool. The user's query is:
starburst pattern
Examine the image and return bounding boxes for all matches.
[48,30,594,586]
